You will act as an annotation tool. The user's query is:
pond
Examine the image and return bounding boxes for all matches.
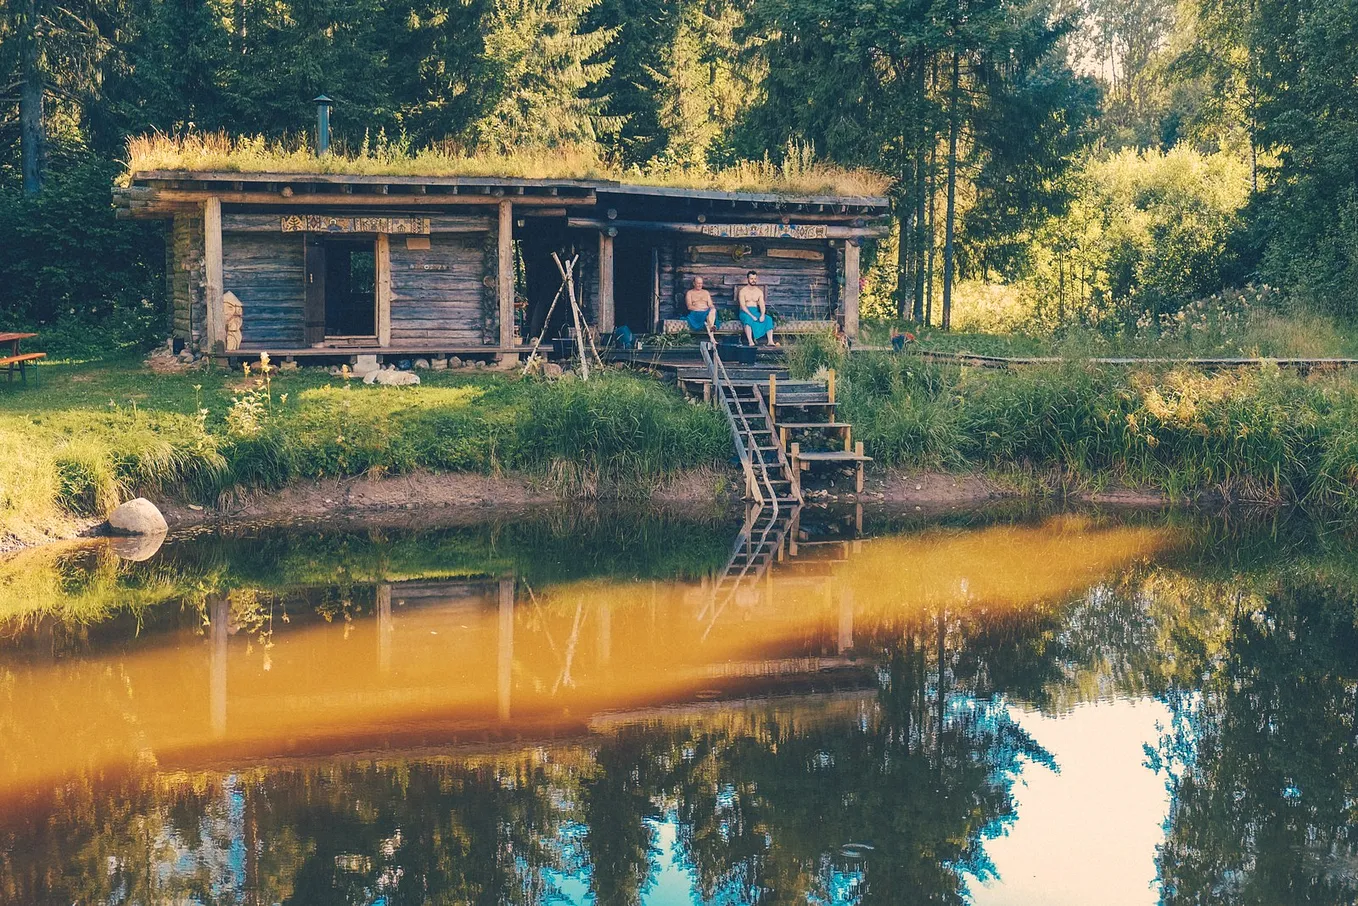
[1,503,1356,905]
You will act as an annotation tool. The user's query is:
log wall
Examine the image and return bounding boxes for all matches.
[171,214,205,349]
[389,233,493,345]
[661,239,838,321]
[222,233,307,347]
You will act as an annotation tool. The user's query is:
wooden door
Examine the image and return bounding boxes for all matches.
[303,235,326,346]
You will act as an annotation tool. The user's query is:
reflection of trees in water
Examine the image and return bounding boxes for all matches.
[0,611,1054,905]
[1151,579,1358,905]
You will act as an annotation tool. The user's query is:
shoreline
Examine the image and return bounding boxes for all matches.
[0,465,1191,557]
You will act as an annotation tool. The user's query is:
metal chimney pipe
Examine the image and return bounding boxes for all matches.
[314,95,333,155]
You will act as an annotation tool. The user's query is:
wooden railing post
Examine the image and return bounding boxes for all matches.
[497,200,517,363]
[204,197,225,354]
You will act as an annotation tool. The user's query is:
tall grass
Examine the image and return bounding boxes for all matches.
[124,132,891,197]
[834,352,1358,507]
[0,367,730,547]
[514,376,730,494]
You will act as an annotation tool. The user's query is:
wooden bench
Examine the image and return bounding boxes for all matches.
[0,352,44,382]
[660,319,837,336]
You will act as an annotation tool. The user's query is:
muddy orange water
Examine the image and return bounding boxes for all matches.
[0,513,1169,802]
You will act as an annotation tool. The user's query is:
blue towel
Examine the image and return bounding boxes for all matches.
[739,307,774,341]
[686,309,715,331]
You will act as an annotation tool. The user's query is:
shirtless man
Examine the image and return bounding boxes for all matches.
[684,276,718,338]
[737,270,778,346]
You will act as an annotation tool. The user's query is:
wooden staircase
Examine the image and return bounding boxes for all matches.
[699,502,801,637]
[768,370,872,496]
[700,342,801,507]
[696,343,871,501]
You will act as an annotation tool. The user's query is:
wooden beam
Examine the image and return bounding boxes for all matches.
[221,213,493,233]
[203,197,225,353]
[597,231,615,334]
[498,200,516,361]
[376,233,392,347]
[843,239,861,340]
[566,217,889,239]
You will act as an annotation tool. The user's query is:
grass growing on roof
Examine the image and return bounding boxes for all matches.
[123,132,892,197]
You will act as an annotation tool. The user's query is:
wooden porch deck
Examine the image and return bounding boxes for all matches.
[216,344,540,365]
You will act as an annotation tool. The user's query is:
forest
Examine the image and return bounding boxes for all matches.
[1,0,1356,353]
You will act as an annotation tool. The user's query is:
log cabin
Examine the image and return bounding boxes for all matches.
[115,171,891,362]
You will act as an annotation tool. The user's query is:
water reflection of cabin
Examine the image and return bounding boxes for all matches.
[116,172,891,361]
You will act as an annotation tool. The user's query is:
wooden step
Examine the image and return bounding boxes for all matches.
[790,450,872,463]
[776,421,852,430]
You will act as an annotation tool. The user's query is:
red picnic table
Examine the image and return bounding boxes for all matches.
[0,332,44,383]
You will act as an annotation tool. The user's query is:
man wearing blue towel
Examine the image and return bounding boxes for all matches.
[685,276,718,337]
[737,270,778,347]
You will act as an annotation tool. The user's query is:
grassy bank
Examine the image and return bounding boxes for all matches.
[789,335,1358,508]
[0,357,729,546]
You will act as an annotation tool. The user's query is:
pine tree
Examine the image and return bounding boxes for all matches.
[473,0,619,150]
[0,0,115,192]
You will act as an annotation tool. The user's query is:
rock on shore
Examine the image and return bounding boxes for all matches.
[107,498,168,535]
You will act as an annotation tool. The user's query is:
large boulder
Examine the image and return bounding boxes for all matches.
[108,532,166,561]
[375,368,420,386]
[107,498,168,536]
[365,367,420,386]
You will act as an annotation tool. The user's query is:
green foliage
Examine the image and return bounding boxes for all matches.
[1019,148,1253,328]
[0,157,167,356]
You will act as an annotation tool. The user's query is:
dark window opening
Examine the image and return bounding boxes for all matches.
[614,236,657,332]
[325,239,377,337]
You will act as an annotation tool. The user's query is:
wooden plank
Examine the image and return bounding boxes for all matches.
[843,240,860,339]
[223,213,493,233]
[768,248,826,261]
[597,231,615,334]
[568,217,889,239]
[376,233,392,347]
[498,201,516,354]
[204,198,225,351]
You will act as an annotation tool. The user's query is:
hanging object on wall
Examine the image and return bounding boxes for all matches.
[281,215,431,234]
[698,223,829,240]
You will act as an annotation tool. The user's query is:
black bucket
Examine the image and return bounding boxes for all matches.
[719,341,757,365]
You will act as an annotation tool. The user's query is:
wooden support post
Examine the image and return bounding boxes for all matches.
[210,594,227,737]
[827,368,836,404]
[780,426,789,450]
[845,425,853,452]
[598,231,615,334]
[843,239,861,340]
[204,197,225,353]
[498,576,514,722]
[497,200,517,363]
[855,441,865,493]
[769,374,777,408]
[790,442,801,500]
[377,582,392,672]
[376,233,392,347]
[838,584,855,654]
